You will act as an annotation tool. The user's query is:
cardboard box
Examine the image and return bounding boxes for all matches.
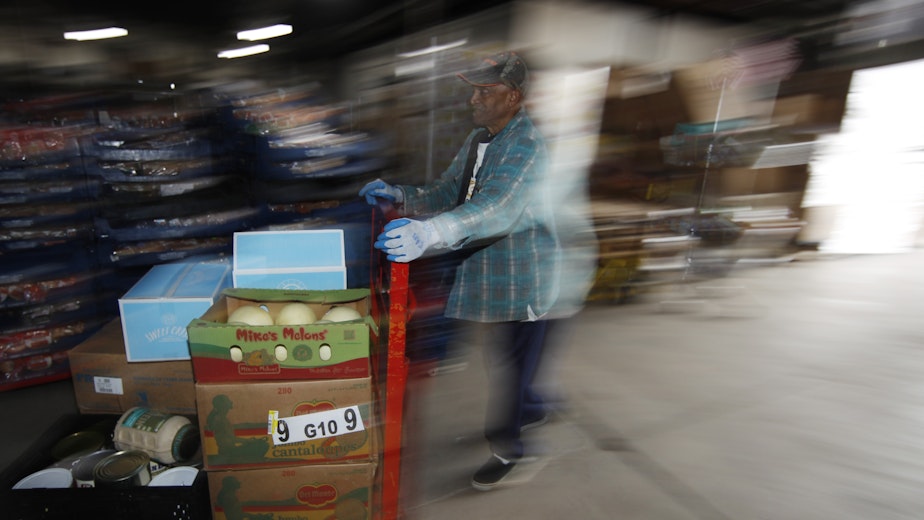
[195,377,376,469]
[715,165,809,197]
[119,262,231,362]
[207,462,376,520]
[233,230,347,290]
[673,59,776,124]
[68,319,197,415]
[187,288,375,382]
[775,68,851,132]
[602,67,690,138]
[771,93,847,130]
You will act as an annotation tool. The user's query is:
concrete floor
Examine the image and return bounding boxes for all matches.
[2,250,923,519]
[398,249,924,520]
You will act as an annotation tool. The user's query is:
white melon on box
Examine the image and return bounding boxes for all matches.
[322,306,362,322]
[227,305,273,326]
[274,302,317,325]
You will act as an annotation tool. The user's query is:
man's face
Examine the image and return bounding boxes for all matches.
[469,84,518,133]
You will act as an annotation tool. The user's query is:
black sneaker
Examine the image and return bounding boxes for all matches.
[520,413,549,432]
[471,454,516,491]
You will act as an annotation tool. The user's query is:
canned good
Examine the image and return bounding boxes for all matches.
[114,407,200,465]
[71,449,117,488]
[93,450,152,488]
[50,430,107,461]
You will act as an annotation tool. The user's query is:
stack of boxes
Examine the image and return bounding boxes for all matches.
[0,260,238,519]
[0,259,236,518]
[65,230,381,518]
[68,260,231,416]
[187,231,380,520]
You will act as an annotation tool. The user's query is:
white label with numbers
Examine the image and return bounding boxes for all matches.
[93,376,123,395]
[270,406,364,446]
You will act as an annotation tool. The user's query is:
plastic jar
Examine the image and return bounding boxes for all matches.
[113,407,200,464]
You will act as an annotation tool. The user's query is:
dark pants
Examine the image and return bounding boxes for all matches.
[474,319,549,460]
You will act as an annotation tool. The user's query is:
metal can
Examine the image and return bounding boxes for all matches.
[71,449,117,488]
[93,450,152,488]
[50,430,107,461]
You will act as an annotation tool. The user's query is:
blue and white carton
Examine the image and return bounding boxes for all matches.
[119,262,231,362]
[232,229,347,290]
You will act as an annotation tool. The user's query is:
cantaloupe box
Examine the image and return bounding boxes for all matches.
[187,288,376,382]
[119,262,231,362]
[195,377,376,470]
[233,229,347,290]
[207,462,376,520]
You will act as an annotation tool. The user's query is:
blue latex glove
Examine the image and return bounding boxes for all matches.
[374,218,440,262]
[359,179,403,205]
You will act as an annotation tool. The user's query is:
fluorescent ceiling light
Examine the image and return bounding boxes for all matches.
[217,44,270,59]
[237,24,293,41]
[397,38,468,58]
[395,58,435,77]
[63,27,128,41]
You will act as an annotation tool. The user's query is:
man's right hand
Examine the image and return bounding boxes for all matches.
[374,218,439,262]
[359,179,403,205]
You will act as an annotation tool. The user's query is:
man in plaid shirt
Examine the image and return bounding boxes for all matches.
[361,51,560,491]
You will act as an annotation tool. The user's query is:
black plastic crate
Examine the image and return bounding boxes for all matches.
[0,414,210,520]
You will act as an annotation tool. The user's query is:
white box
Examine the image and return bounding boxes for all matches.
[232,229,347,290]
[119,262,231,362]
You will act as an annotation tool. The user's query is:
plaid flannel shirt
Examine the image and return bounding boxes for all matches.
[400,109,558,323]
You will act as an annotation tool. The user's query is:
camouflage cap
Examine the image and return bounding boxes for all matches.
[457,51,529,93]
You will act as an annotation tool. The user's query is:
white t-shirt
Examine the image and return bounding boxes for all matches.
[463,142,491,203]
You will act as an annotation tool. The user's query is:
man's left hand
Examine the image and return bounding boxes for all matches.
[374,218,440,263]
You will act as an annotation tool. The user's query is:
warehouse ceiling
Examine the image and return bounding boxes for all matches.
[2,0,923,90]
[4,0,858,58]
[5,0,506,58]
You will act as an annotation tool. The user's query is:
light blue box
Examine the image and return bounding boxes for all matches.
[119,262,231,362]
[232,230,347,290]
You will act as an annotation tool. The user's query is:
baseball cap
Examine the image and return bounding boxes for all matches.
[457,51,529,92]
